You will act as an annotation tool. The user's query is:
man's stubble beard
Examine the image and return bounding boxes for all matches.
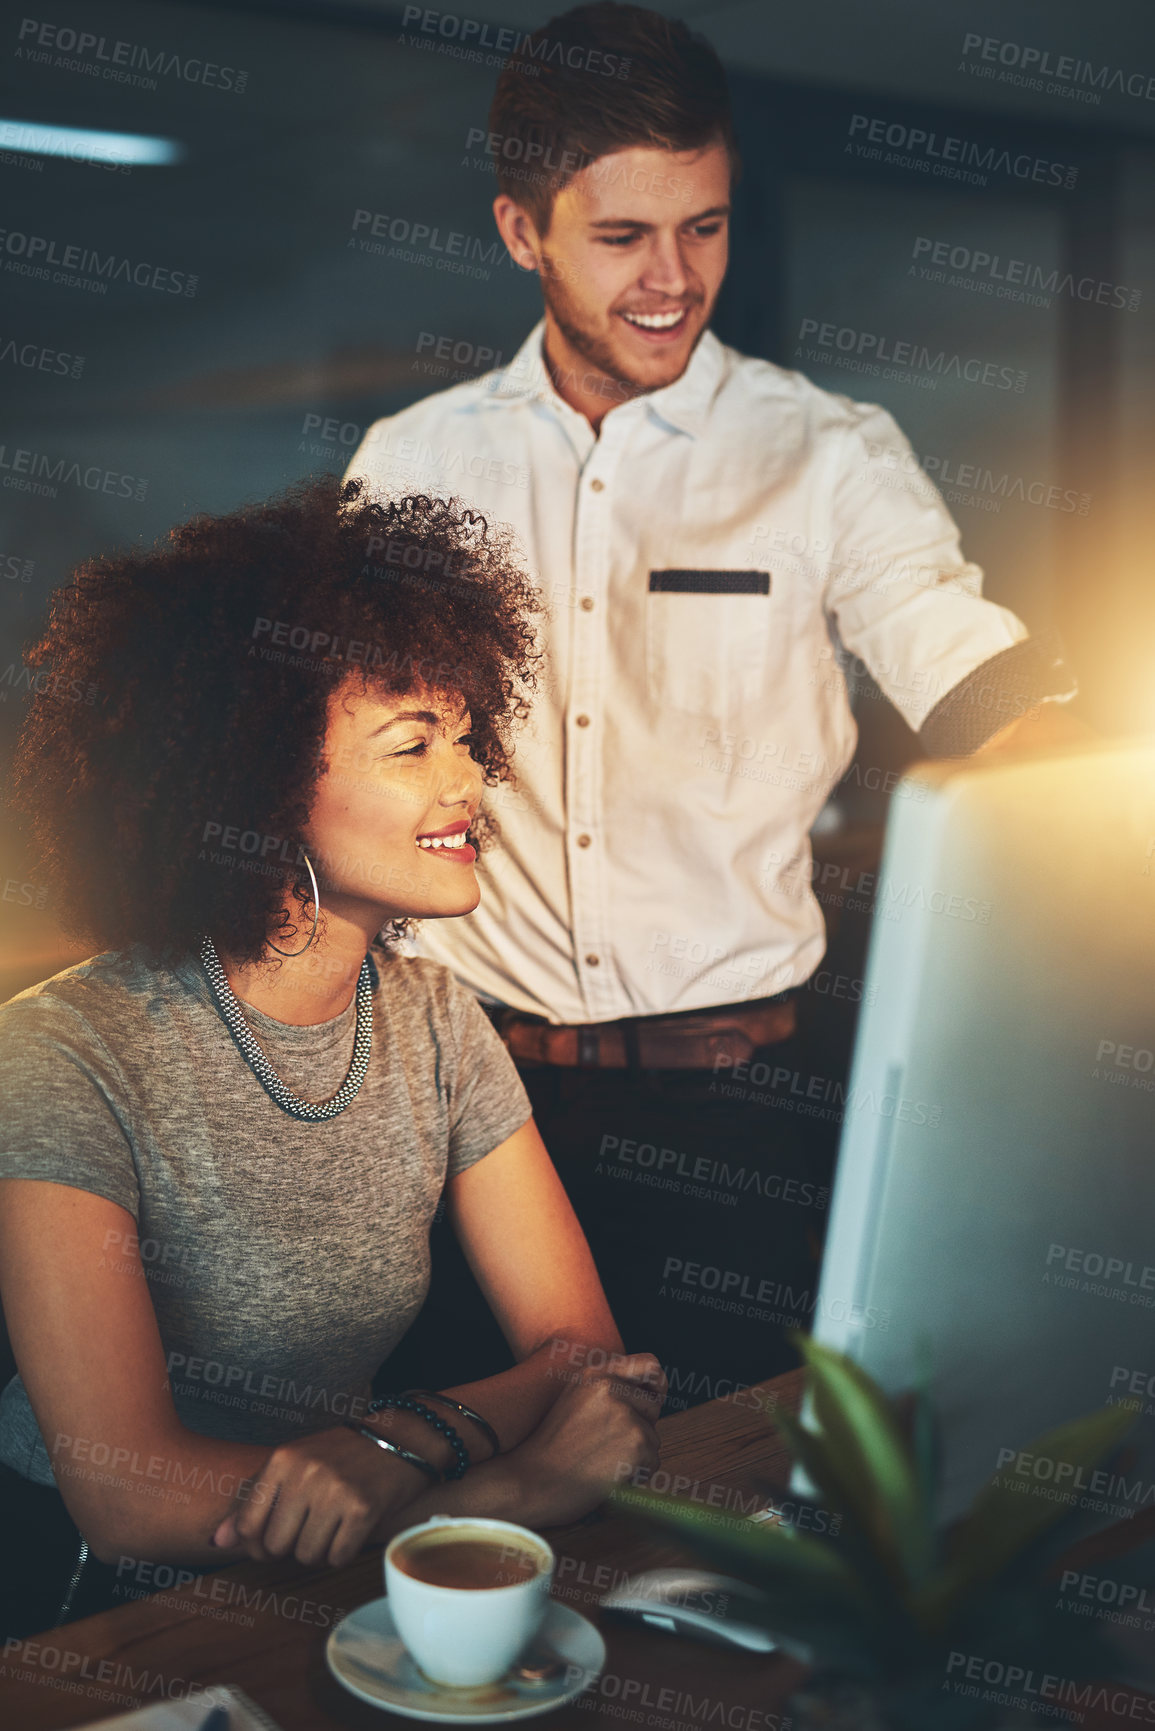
[539,257,707,403]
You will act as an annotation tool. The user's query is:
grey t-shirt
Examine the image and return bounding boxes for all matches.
[0,946,530,1487]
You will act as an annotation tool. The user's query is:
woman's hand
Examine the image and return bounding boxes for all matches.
[505,1351,666,1527]
[210,1426,420,1568]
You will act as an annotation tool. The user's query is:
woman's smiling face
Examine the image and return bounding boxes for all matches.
[304,677,485,927]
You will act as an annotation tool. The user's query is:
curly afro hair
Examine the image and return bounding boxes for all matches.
[9,475,540,965]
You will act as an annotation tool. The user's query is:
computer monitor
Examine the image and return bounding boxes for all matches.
[810,740,1155,1522]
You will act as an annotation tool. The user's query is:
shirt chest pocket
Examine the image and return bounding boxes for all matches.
[644,570,773,720]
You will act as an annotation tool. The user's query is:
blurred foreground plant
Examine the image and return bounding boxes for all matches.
[612,1337,1155,1730]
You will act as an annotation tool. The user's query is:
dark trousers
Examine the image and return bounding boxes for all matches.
[378,1012,848,1409]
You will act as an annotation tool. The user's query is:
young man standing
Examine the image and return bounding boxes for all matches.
[348,3,1077,1391]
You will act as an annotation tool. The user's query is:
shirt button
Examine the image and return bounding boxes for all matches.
[580,596,595,611]
[589,478,605,492]
[585,954,600,967]
[575,713,591,727]
[576,834,592,848]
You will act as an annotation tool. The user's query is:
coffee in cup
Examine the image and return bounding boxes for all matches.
[391,1528,546,1591]
[384,1517,554,1687]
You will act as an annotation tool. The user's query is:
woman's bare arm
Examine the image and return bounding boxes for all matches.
[0,1180,426,1566]
[2,1142,663,1570]
[437,1116,640,1437]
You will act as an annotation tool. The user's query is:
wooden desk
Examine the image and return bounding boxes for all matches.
[1,1372,808,1729]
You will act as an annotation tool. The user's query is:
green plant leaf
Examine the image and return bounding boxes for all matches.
[770,1402,849,1511]
[610,1482,896,1670]
[917,1402,1137,1625]
[611,1482,858,1590]
[769,1405,905,1606]
[793,1335,932,1585]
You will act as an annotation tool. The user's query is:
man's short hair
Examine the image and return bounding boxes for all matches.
[488,2,739,232]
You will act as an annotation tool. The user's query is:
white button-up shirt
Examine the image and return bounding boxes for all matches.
[347,322,1027,1023]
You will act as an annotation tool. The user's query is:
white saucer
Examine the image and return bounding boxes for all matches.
[326,1595,606,1723]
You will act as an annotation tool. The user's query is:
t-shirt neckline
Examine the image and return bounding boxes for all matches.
[172,949,368,1051]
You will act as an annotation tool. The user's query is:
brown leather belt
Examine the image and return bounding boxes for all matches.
[497,995,796,1070]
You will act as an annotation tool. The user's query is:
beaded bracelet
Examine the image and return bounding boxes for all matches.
[403,1388,500,1461]
[369,1394,470,1481]
[342,1421,439,1481]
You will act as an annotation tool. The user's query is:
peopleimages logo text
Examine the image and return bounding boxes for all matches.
[400,7,631,77]
[960,34,1155,103]
[911,237,1141,311]
[0,227,197,294]
[0,442,148,501]
[847,114,1078,189]
[797,319,1026,391]
[15,18,248,91]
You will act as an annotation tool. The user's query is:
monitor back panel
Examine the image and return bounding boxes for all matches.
[812,743,1155,1519]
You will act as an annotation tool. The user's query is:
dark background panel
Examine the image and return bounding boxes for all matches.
[1,0,1153,992]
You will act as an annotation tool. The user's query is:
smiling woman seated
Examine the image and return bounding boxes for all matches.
[0,476,663,1638]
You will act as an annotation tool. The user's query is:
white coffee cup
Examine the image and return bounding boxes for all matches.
[384,1515,555,1687]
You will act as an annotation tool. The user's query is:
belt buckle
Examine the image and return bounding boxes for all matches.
[577,1027,600,1067]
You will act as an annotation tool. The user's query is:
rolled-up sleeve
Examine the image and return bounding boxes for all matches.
[823,402,1029,735]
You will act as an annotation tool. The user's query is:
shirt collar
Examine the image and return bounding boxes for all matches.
[643,328,724,437]
[485,320,552,405]
[485,319,724,438]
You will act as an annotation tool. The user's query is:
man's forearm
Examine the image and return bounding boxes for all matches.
[972,700,1095,758]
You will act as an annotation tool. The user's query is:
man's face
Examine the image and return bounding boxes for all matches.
[504,139,731,407]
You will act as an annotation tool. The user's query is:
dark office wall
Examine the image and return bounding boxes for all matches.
[1,0,1153,990]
